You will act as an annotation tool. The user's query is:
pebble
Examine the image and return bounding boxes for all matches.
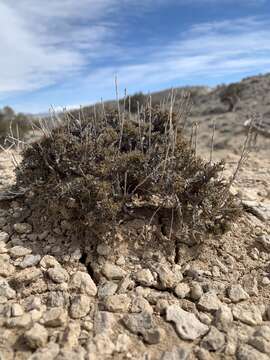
[156,264,182,289]
[262,277,270,286]
[214,305,233,332]
[102,262,127,280]
[12,267,42,285]
[175,283,190,299]
[11,303,24,317]
[198,291,222,313]
[135,269,155,287]
[237,344,269,360]
[13,223,32,234]
[161,346,191,360]
[201,326,226,351]
[103,294,131,313]
[5,313,32,329]
[40,255,61,269]
[0,279,16,299]
[166,304,209,340]
[25,323,48,349]
[98,281,118,298]
[42,307,68,327]
[190,282,203,300]
[232,303,263,326]
[70,294,91,319]
[123,311,160,343]
[228,284,249,303]
[0,231,9,243]
[69,271,97,297]
[47,266,69,284]
[0,261,15,277]
[18,254,41,269]
[242,274,258,296]
[115,334,131,352]
[9,246,32,258]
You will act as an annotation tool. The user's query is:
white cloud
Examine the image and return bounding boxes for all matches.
[0,0,269,108]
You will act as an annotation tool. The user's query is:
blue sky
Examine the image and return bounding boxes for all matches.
[0,0,270,113]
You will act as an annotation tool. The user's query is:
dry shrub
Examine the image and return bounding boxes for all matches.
[16,106,241,244]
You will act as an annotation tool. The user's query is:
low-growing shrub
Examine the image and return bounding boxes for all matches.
[17,106,241,244]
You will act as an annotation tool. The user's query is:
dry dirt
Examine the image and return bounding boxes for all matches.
[0,76,269,360]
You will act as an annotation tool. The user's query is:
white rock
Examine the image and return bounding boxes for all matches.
[214,305,233,332]
[175,283,190,299]
[166,305,209,340]
[135,269,155,287]
[13,223,32,234]
[102,262,127,280]
[198,291,222,313]
[9,246,32,258]
[201,326,226,351]
[42,307,68,327]
[70,295,91,319]
[0,231,9,243]
[115,334,131,352]
[0,279,16,299]
[228,284,249,303]
[69,271,97,297]
[47,266,69,284]
[11,303,24,317]
[237,344,269,360]
[25,323,48,349]
[103,294,131,313]
[233,303,262,326]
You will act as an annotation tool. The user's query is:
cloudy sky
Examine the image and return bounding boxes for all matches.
[0,0,270,113]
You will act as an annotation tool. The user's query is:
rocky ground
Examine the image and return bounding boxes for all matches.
[0,75,270,360]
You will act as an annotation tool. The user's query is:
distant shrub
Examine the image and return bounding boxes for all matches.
[122,92,146,113]
[17,106,241,244]
[0,106,31,145]
[219,83,245,112]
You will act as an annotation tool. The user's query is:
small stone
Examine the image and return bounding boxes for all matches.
[254,326,270,341]
[233,303,262,326]
[123,311,153,335]
[102,262,127,280]
[130,296,153,314]
[97,244,111,256]
[156,264,181,289]
[9,246,32,258]
[175,283,190,299]
[161,346,191,360]
[5,313,32,329]
[25,296,42,311]
[115,334,131,352]
[87,334,115,357]
[69,271,97,297]
[70,294,91,319]
[0,231,9,243]
[40,255,61,269]
[103,294,131,312]
[242,274,258,296]
[166,305,209,340]
[190,282,203,300]
[0,279,16,299]
[28,342,60,360]
[61,322,81,349]
[0,261,15,277]
[47,266,69,284]
[249,336,270,354]
[42,307,68,327]
[116,256,125,266]
[262,277,270,286]
[198,312,212,326]
[201,326,226,351]
[0,241,8,253]
[25,323,48,349]
[94,311,116,335]
[135,269,155,287]
[18,254,41,269]
[198,291,222,313]
[143,328,163,344]
[214,305,233,332]
[11,303,24,317]
[237,344,269,360]
[12,267,42,285]
[13,223,32,234]
[98,281,118,298]
[228,284,249,303]
[46,291,69,308]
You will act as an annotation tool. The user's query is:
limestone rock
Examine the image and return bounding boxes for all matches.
[25,323,48,349]
[214,305,233,332]
[0,231,9,243]
[18,254,41,269]
[201,326,226,351]
[9,246,32,258]
[175,283,190,299]
[13,223,32,234]
[47,266,69,284]
[102,262,127,280]
[237,344,269,360]
[103,294,131,313]
[166,304,209,340]
[198,292,222,313]
[42,307,68,327]
[135,269,155,287]
[69,271,97,297]
[228,284,249,303]
[0,279,16,299]
[70,294,91,319]
[233,303,262,326]
[98,281,118,298]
